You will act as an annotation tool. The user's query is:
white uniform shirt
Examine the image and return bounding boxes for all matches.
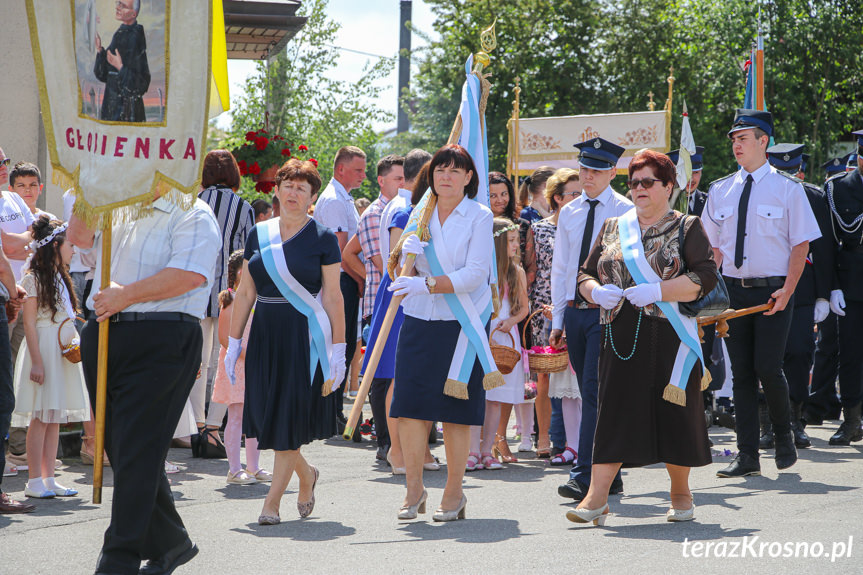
[701,162,821,278]
[86,197,221,317]
[401,196,494,321]
[313,178,359,239]
[379,187,412,258]
[0,190,35,281]
[551,185,633,330]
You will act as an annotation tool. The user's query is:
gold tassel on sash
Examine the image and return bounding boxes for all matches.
[483,370,505,391]
[443,378,469,400]
[700,369,712,391]
[662,383,686,407]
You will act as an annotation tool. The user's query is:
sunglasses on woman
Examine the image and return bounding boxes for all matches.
[627,177,662,190]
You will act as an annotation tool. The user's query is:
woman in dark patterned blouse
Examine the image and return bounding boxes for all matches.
[567,150,717,526]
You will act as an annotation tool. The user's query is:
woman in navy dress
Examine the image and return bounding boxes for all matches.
[227,159,345,525]
[388,145,494,522]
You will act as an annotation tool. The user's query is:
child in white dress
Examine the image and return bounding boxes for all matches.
[468,218,530,470]
[12,216,90,498]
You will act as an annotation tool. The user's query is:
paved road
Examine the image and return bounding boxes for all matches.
[2,415,861,574]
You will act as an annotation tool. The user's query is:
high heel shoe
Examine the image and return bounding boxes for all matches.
[398,489,428,520]
[565,503,609,526]
[666,496,695,522]
[492,434,518,463]
[198,427,227,459]
[433,495,467,522]
[386,451,406,475]
[80,436,110,467]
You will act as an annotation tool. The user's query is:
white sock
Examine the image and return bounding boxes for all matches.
[27,478,47,492]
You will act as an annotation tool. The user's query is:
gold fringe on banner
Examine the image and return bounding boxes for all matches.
[69,171,200,232]
[443,378,469,400]
[662,383,687,407]
[483,370,505,391]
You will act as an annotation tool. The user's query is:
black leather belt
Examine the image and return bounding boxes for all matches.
[87,311,199,323]
[722,276,786,289]
[567,300,600,309]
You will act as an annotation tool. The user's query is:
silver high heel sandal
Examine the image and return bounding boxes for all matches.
[398,489,428,520]
[565,503,609,526]
[432,494,467,522]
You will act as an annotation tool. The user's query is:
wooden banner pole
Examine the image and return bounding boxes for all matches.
[92,214,112,504]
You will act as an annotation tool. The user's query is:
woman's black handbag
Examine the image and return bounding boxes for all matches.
[677,216,730,318]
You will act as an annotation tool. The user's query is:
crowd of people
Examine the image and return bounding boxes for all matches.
[0,106,862,573]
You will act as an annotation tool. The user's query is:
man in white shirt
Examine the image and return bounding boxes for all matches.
[313,146,367,422]
[702,109,821,478]
[379,149,431,259]
[70,192,220,575]
[549,138,632,501]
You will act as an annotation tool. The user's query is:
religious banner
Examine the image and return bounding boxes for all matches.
[27,0,215,228]
[509,110,670,175]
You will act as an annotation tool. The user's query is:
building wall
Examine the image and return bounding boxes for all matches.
[1,1,72,219]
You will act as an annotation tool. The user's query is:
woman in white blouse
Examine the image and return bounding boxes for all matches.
[388,144,494,522]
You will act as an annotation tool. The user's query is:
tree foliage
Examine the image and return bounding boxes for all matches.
[220,0,395,202]
[402,0,863,186]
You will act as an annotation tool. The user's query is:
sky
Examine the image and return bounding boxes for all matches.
[216,0,438,132]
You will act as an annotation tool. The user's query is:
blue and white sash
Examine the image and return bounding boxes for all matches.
[424,209,503,399]
[257,218,335,388]
[617,210,703,406]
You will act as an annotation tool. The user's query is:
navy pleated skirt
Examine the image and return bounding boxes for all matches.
[390,316,486,425]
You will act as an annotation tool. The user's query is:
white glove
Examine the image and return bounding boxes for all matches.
[591,284,624,310]
[829,289,846,317]
[331,343,347,392]
[814,298,830,324]
[224,337,243,386]
[388,275,430,298]
[401,234,428,256]
[624,282,663,308]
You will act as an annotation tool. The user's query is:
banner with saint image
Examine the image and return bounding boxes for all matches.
[26,0,213,228]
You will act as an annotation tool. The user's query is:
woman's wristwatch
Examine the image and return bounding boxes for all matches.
[425,276,437,294]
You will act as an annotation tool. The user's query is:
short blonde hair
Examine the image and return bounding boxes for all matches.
[545,168,580,211]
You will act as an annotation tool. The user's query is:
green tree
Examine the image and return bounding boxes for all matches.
[220,0,395,203]
[404,0,863,189]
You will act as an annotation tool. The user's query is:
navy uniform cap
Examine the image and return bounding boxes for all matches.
[801,153,810,173]
[821,157,845,175]
[853,129,863,148]
[573,137,625,171]
[766,143,804,170]
[728,108,773,137]
[667,146,705,171]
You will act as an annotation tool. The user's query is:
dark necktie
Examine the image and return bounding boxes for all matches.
[578,199,600,268]
[734,174,754,268]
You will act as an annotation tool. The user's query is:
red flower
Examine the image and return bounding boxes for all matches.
[299,144,308,152]
[245,131,257,142]
[273,135,282,141]
[237,160,248,175]
[255,181,275,194]
[309,158,318,167]
[281,147,291,157]
[248,161,261,175]
[253,136,269,151]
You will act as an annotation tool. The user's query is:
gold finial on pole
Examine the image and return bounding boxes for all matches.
[647,91,655,111]
[473,19,497,73]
